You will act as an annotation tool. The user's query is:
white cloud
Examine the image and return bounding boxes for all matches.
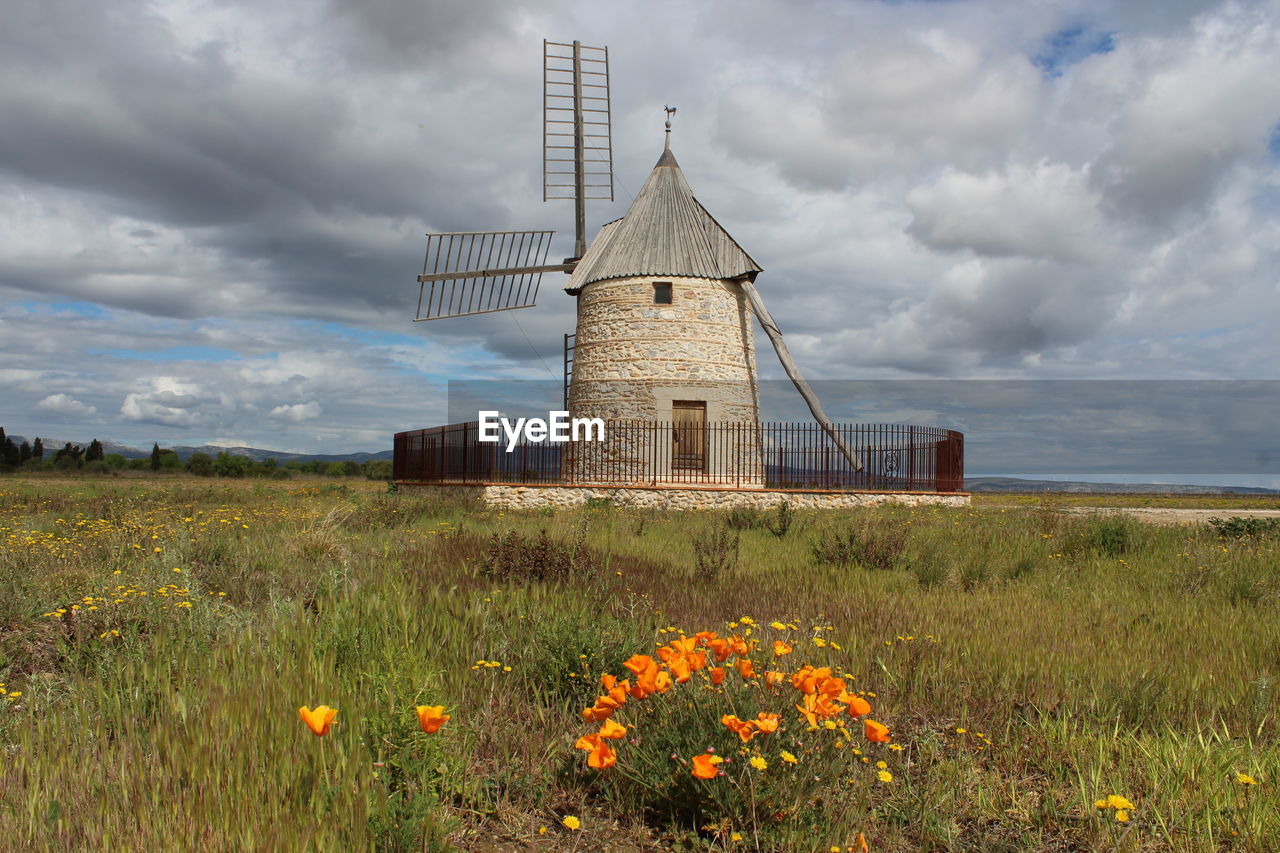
[120,377,211,427]
[269,401,322,422]
[905,161,1107,262]
[33,393,99,418]
[1080,3,1280,224]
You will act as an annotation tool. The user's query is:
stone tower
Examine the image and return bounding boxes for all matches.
[565,146,764,484]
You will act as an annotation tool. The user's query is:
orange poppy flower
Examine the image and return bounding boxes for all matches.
[691,753,722,779]
[582,705,611,723]
[709,667,726,685]
[736,658,756,679]
[728,636,751,656]
[772,640,793,657]
[623,654,658,679]
[846,694,872,717]
[707,637,733,662]
[654,670,674,693]
[865,719,891,743]
[694,630,718,646]
[598,719,627,739]
[599,683,629,709]
[669,657,693,683]
[588,741,617,769]
[574,733,618,769]
[298,705,338,736]
[796,696,819,728]
[765,670,787,687]
[818,676,847,698]
[792,665,834,694]
[797,693,845,727]
[658,636,698,662]
[754,712,781,734]
[721,714,759,742]
[415,705,450,734]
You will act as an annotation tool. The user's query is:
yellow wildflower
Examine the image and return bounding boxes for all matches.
[781,751,798,764]
[561,815,581,830]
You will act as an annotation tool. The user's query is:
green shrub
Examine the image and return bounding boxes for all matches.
[765,500,795,538]
[481,527,596,583]
[811,522,908,570]
[724,506,763,530]
[1208,516,1280,538]
[1084,515,1134,556]
[692,525,739,580]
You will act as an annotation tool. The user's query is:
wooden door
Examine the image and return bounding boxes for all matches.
[672,401,707,472]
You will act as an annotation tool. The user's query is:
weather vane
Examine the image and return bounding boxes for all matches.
[664,105,677,148]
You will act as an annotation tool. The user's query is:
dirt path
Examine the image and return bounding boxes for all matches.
[1058,507,1280,525]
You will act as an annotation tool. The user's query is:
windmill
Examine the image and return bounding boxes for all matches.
[413,39,861,473]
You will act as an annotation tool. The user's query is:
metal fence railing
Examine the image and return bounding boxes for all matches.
[394,420,964,493]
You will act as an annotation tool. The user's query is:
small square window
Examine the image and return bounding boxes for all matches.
[653,282,673,304]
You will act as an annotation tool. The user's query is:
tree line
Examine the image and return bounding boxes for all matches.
[0,427,392,480]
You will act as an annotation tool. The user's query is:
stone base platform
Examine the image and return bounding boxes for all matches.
[397,482,970,510]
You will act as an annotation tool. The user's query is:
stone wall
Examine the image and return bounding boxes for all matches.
[568,274,763,485]
[568,274,759,422]
[400,482,970,510]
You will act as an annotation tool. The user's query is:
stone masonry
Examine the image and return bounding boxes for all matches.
[568,273,764,485]
[568,274,760,422]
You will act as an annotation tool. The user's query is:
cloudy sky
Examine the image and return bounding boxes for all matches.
[3,0,1278,461]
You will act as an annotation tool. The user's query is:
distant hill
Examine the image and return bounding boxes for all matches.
[6,435,391,464]
[965,477,1280,495]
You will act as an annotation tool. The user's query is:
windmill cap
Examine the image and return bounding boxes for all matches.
[565,146,761,293]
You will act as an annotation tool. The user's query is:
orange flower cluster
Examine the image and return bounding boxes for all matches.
[790,665,875,728]
[575,629,892,775]
[721,712,781,742]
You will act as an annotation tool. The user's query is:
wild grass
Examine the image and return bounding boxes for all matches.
[0,479,1276,850]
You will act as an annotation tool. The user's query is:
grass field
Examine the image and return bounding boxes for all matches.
[0,478,1276,851]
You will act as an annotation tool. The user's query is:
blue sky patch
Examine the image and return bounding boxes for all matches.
[1033,25,1116,77]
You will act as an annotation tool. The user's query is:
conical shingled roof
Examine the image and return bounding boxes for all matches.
[565,148,762,293]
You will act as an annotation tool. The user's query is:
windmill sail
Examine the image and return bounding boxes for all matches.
[411,40,612,321]
[543,40,614,204]
[415,231,571,321]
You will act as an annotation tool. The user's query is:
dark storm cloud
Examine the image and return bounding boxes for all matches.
[1,0,532,325]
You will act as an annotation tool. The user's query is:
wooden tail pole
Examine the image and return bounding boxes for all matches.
[740,280,863,472]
